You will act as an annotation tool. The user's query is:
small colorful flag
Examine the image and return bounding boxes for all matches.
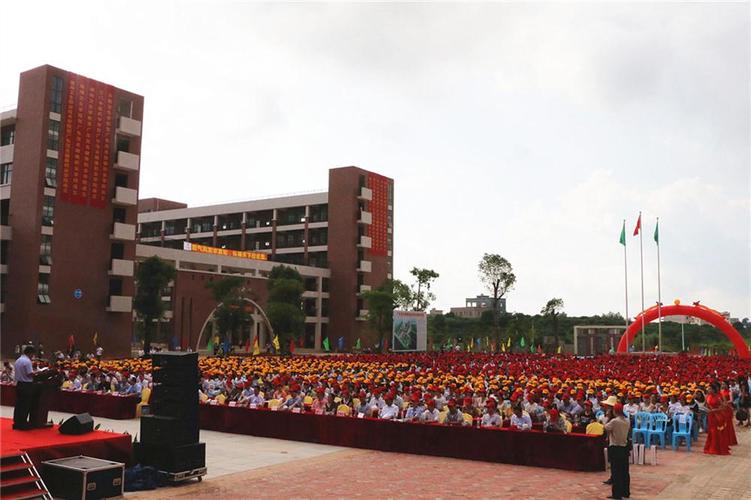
[506,337,511,348]
[519,336,526,348]
[252,334,260,355]
[556,345,562,354]
[92,332,98,346]
[290,339,296,354]
[244,336,251,353]
[323,337,330,352]
[633,213,641,236]
[355,338,361,350]
[207,336,214,353]
[619,221,626,246]
[653,220,659,244]
[272,335,281,351]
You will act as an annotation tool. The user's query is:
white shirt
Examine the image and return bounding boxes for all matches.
[624,403,639,417]
[379,403,400,420]
[481,412,501,427]
[510,413,532,430]
[420,408,440,422]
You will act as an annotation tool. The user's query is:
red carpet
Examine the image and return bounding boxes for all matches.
[0,417,132,466]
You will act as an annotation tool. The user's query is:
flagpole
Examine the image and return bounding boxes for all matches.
[639,211,646,352]
[623,219,629,329]
[656,217,662,352]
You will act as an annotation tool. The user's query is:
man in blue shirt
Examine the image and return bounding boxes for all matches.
[13,346,37,430]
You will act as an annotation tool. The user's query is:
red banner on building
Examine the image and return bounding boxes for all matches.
[369,173,390,256]
[60,73,114,208]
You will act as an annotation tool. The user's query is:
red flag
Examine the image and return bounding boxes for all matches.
[383,337,389,352]
[289,339,296,354]
[244,336,251,353]
[68,334,75,350]
[633,213,641,236]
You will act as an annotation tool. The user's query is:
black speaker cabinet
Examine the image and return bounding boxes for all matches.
[150,351,198,368]
[42,456,123,500]
[134,441,206,473]
[59,413,94,435]
[140,414,198,446]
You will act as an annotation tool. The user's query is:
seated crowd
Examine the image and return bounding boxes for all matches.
[5,351,747,432]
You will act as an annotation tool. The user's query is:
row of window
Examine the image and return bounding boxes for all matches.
[0,163,11,185]
[1,125,14,146]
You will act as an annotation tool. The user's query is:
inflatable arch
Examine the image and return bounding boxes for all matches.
[616,302,750,359]
[195,297,275,352]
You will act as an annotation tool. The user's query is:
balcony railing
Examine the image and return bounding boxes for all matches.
[107,295,132,312]
[357,260,372,273]
[111,222,136,241]
[358,235,372,248]
[114,150,140,171]
[109,259,134,277]
[358,210,372,225]
[358,186,373,201]
[117,116,142,137]
[112,186,138,206]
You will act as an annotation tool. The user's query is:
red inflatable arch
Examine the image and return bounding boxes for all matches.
[616,302,750,359]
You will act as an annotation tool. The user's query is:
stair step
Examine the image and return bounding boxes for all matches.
[1,453,25,462]
[1,475,40,488]
[0,463,34,474]
[0,486,48,500]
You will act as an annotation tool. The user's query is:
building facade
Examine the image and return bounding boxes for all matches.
[1,65,143,358]
[137,166,394,352]
[449,294,506,319]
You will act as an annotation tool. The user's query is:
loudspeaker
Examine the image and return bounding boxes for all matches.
[134,441,206,473]
[59,413,94,435]
[140,414,198,446]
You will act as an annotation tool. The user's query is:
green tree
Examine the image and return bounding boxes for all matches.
[133,256,176,355]
[266,265,304,352]
[478,253,516,345]
[362,280,399,353]
[541,298,565,348]
[409,267,439,311]
[205,276,252,348]
[392,279,413,310]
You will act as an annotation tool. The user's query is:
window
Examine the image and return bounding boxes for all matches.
[117,99,132,118]
[191,216,214,233]
[50,76,64,114]
[1,240,8,265]
[114,173,128,188]
[37,274,51,304]
[111,242,125,260]
[113,207,126,224]
[39,235,53,265]
[116,135,130,153]
[44,158,57,188]
[140,222,161,238]
[309,204,328,223]
[47,121,60,151]
[0,163,11,185]
[164,219,187,235]
[0,200,8,225]
[109,278,123,296]
[1,125,14,146]
[41,196,55,226]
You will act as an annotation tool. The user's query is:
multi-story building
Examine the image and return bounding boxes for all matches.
[1,65,143,358]
[137,166,394,352]
[449,294,506,319]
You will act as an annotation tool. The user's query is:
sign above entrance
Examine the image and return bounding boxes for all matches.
[183,242,268,261]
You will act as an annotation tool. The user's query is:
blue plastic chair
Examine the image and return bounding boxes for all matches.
[595,410,604,419]
[646,412,668,448]
[671,413,693,451]
[632,412,652,445]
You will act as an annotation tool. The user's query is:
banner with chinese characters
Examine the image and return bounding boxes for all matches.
[183,242,268,261]
[368,173,390,256]
[60,73,114,208]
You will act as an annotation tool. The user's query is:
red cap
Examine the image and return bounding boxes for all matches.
[426,399,436,407]
[613,402,624,414]
[486,399,497,408]
[448,399,457,408]
[463,397,473,406]
[549,409,559,419]
[315,387,325,395]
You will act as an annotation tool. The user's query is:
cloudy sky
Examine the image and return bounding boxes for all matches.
[2,2,749,318]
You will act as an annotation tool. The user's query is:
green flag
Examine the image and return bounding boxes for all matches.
[355,338,361,349]
[530,344,535,353]
[520,336,526,348]
[323,337,330,352]
[207,336,214,353]
[619,221,626,246]
[653,220,659,244]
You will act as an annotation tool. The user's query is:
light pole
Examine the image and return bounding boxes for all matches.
[681,319,685,352]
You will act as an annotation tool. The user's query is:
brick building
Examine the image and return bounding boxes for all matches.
[1,65,143,357]
[137,166,394,352]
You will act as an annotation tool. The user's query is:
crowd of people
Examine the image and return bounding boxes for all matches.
[3,352,749,434]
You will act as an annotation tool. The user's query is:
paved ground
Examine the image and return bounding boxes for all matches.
[3,405,748,499]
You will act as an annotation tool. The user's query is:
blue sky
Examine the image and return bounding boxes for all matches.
[2,2,748,318]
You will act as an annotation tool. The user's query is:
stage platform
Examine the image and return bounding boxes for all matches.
[0,418,132,467]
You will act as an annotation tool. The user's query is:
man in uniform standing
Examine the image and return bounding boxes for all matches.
[603,402,631,499]
[13,346,37,430]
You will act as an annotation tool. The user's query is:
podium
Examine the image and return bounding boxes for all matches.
[30,369,61,428]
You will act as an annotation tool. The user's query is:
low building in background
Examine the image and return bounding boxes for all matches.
[449,294,506,319]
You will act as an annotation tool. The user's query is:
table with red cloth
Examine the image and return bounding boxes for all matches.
[1,383,139,420]
[199,403,606,471]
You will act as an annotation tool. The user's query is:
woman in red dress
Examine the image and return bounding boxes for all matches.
[704,383,730,455]
[720,381,738,446]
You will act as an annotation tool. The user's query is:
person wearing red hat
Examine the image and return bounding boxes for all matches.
[279,384,304,412]
[480,399,501,428]
[312,387,327,414]
[603,402,631,499]
[379,392,400,420]
[545,408,567,434]
[420,399,440,423]
[461,397,477,422]
[445,399,464,426]
[404,393,425,421]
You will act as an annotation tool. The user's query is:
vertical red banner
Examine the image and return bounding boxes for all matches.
[59,72,114,208]
[369,173,389,256]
